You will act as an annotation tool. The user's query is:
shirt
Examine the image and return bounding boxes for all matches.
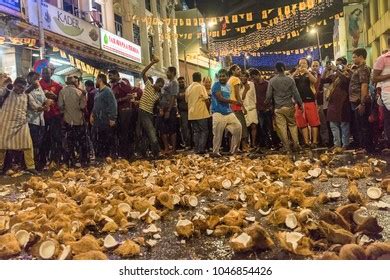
[266,73,303,109]
[160,79,179,110]
[211,82,232,115]
[92,86,117,128]
[253,79,269,111]
[228,76,241,111]
[349,63,370,103]
[139,80,159,114]
[374,51,390,94]
[177,87,188,112]
[85,88,97,121]
[111,79,143,110]
[241,82,256,111]
[58,85,86,126]
[185,82,210,120]
[39,79,63,119]
[27,87,47,126]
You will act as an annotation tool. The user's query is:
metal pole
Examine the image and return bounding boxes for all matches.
[183,48,189,85]
[243,55,247,70]
[37,0,45,59]
[316,31,322,62]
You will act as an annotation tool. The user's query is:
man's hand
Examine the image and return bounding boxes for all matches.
[357,104,365,116]
[109,120,116,127]
[151,56,160,64]
[90,115,95,125]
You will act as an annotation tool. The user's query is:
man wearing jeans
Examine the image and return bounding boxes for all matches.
[373,50,390,148]
[137,57,165,158]
[266,62,303,152]
[186,72,210,154]
[211,69,242,156]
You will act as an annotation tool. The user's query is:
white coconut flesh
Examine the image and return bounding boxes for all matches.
[58,245,71,260]
[222,179,232,189]
[231,233,252,248]
[143,224,160,234]
[148,211,161,221]
[353,207,370,225]
[259,208,272,216]
[104,234,119,249]
[39,240,56,259]
[172,194,181,205]
[327,191,341,199]
[15,230,30,247]
[188,196,198,207]
[285,232,304,250]
[308,168,322,178]
[117,203,131,214]
[367,187,382,200]
[285,213,298,229]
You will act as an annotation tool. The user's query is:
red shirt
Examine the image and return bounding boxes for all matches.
[253,79,269,111]
[111,79,143,110]
[39,79,63,119]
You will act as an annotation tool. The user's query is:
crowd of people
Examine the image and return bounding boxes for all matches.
[0,46,390,175]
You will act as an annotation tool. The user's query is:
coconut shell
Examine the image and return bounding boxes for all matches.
[320,210,351,231]
[277,232,313,256]
[114,240,140,257]
[315,252,340,260]
[157,192,174,210]
[268,208,293,225]
[336,203,360,225]
[101,221,119,233]
[0,233,21,258]
[213,225,242,237]
[176,219,194,238]
[347,181,365,205]
[355,217,383,238]
[206,215,220,229]
[229,233,253,252]
[73,250,108,260]
[339,244,367,260]
[210,204,231,216]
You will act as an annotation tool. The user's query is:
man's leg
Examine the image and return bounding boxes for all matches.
[23,147,35,170]
[180,110,191,148]
[212,113,227,154]
[226,113,242,154]
[274,108,289,150]
[285,107,300,149]
[118,109,132,159]
[318,105,330,146]
[340,122,350,148]
[192,120,200,153]
[198,119,209,153]
[0,150,5,172]
[329,122,341,147]
[141,111,160,157]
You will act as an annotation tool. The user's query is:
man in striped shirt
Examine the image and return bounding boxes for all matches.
[138,57,165,158]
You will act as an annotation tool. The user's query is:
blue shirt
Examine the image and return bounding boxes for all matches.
[211,82,232,115]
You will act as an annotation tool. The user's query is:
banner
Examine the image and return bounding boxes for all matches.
[27,0,100,48]
[0,36,36,47]
[0,0,21,17]
[343,4,366,51]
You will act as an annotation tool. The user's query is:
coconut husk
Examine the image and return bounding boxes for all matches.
[209,204,231,216]
[73,250,108,260]
[336,203,360,225]
[114,240,140,257]
[229,233,253,252]
[318,221,354,245]
[365,242,390,260]
[176,219,194,238]
[68,235,101,255]
[157,192,174,210]
[244,224,274,251]
[277,232,313,256]
[314,252,340,260]
[213,225,242,237]
[101,221,119,233]
[319,210,351,231]
[222,210,245,227]
[268,208,293,225]
[339,244,367,260]
[0,233,21,258]
[206,215,220,229]
[347,181,365,205]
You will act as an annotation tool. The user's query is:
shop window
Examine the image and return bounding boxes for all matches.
[63,0,79,17]
[145,0,151,12]
[92,0,103,26]
[133,24,141,45]
[115,14,123,37]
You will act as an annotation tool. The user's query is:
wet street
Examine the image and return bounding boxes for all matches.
[1,149,389,260]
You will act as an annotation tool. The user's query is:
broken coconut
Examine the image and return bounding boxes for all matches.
[285,213,298,229]
[308,168,322,178]
[15,230,30,248]
[157,192,174,210]
[222,179,232,189]
[327,191,341,200]
[180,195,198,208]
[58,245,72,260]
[229,233,253,252]
[353,207,370,225]
[104,235,119,249]
[39,239,59,260]
[176,219,194,238]
[114,240,140,257]
[367,187,382,200]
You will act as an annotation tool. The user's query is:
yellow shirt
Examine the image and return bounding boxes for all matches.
[228,76,241,101]
[185,82,210,120]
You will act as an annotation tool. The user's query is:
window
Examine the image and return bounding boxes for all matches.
[157,0,161,16]
[133,24,141,45]
[63,0,79,17]
[114,14,123,37]
[145,0,151,12]
[92,0,103,26]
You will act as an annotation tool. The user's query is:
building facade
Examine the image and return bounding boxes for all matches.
[0,0,180,83]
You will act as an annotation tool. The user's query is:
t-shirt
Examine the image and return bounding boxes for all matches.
[228,76,241,111]
[27,87,47,126]
[139,80,159,114]
[294,75,316,103]
[211,82,232,115]
[374,51,390,94]
[159,79,179,110]
[185,82,210,120]
[39,79,63,119]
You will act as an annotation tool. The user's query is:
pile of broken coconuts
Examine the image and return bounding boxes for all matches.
[0,150,389,260]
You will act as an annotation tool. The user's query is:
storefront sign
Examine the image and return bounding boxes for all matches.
[56,48,101,78]
[27,0,100,48]
[344,4,366,51]
[0,36,37,47]
[100,29,141,63]
[0,0,21,17]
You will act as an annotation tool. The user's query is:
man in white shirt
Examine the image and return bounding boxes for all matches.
[185,72,210,154]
